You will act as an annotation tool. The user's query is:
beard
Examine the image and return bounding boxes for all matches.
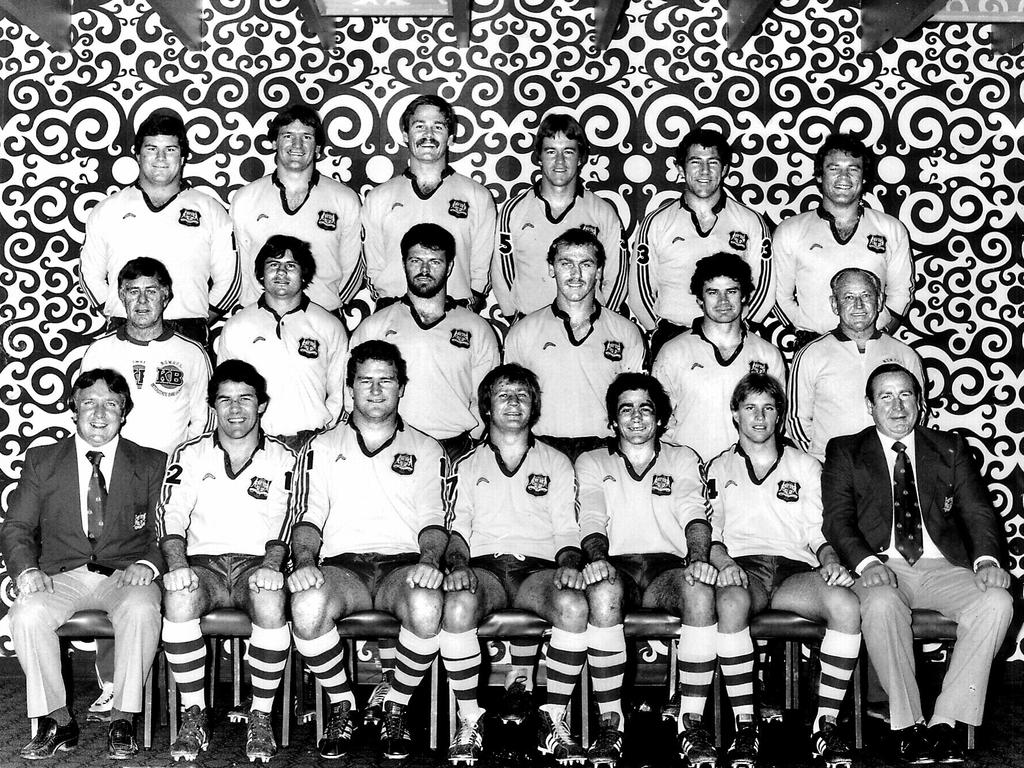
[409,277,445,299]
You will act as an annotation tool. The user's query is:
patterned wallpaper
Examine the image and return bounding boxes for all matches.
[0,0,1022,658]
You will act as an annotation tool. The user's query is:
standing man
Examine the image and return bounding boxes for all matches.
[788,267,925,461]
[823,363,1012,764]
[774,133,914,345]
[231,103,363,313]
[628,128,774,359]
[79,111,240,345]
[652,252,785,463]
[288,341,448,760]
[1,369,166,760]
[362,94,496,309]
[217,234,348,451]
[350,223,499,462]
[492,113,628,319]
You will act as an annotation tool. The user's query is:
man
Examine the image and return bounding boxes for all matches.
[1,369,165,759]
[350,223,499,462]
[217,234,348,451]
[628,127,774,359]
[156,360,295,762]
[788,267,925,461]
[652,252,785,463]
[708,373,861,768]
[491,113,628,318]
[362,94,495,309]
[577,373,718,768]
[504,227,645,462]
[79,111,240,344]
[774,133,914,344]
[822,363,1012,764]
[231,103,363,313]
[441,363,589,767]
[288,340,448,760]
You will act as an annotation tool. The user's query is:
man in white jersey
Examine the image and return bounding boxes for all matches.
[491,113,627,318]
[577,373,718,768]
[217,234,348,451]
[708,373,861,768]
[774,133,914,347]
[628,128,774,360]
[157,360,296,763]
[441,363,589,767]
[79,111,240,345]
[652,252,785,462]
[788,268,925,461]
[288,340,448,760]
[362,94,496,309]
[505,227,645,462]
[231,103,363,313]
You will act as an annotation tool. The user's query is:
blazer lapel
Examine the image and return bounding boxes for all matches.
[55,438,86,536]
[104,440,138,539]
[860,430,894,530]
[912,428,942,517]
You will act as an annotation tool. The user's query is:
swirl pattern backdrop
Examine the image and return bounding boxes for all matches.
[0,0,1022,660]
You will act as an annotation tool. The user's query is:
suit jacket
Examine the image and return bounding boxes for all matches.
[822,426,1003,571]
[1,436,167,577]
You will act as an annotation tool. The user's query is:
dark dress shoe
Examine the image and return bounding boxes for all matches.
[897,723,934,765]
[20,716,79,759]
[107,718,138,759]
[928,723,965,764]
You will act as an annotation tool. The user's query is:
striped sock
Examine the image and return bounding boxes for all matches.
[248,624,291,713]
[815,629,861,724]
[676,623,717,730]
[379,639,397,675]
[440,629,484,721]
[587,623,626,721]
[293,627,355,706]
[385,627,440,707]
[162,618,207,710]
[541,627,588,715]
[718,628,756,722]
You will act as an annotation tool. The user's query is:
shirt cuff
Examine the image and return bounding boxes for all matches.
[973,556,1000,572]
[855,555,882,576]
[135,560,159,578]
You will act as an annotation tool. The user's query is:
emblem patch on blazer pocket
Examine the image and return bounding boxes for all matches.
[943,495,953,513]
[133,510,147,530]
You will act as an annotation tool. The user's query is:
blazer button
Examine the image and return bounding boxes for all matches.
[90,555,97,562]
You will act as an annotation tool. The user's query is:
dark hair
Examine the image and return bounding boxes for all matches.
[690,252,755,300]
[605,372,672,437]
[477,363,542,430]
[117,256,172,291]
[546,227,606,269]
[814,132,876,188]
[70,368,134,418]
[865,363,922,402]
[830,267,882,297]
[730,372,787,427]
[133,111,189,159]
[267,103,326,147]
[208,359,269,407]
[400,94,456,135]
[346,340,409,388]
[255,234,316,288]
[400,223,456,264]
[533,113,590,164]
[674,127,732,167]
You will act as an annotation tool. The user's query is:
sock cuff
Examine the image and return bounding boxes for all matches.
[586,623,626,647]
[716,627,754,655]
[161,617,202,641]
[549,627,588,653]
[439,628,479,654]
[293,626,342,656]
[397,626,441,654]
[250,623,292,651]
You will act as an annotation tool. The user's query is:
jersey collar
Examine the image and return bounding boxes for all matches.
[400,295,459,330]
[678,192,727,237]
[487,434,535,478]
[403,166,454,200]
[114,324,175,345]
[213,430,267,480]
[550,301,603,346]
[830,325,882,342]
[691,317,748,366]
[612,438,662,482]
[733,437,790,486]
[815,201,865,245]
[351,417,405,458]
[134,182,185,213]
[271,169,320,215]
[533,178,585,224]
[258,293,310,320]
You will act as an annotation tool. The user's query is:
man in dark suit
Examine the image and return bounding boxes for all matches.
[822,362,1012,764]
[1,368,166,760]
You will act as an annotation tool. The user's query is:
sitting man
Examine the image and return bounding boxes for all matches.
[441,363,589,766]
[577,372,719,768]
[708,373,861,768]
[1,368,166,759]
[288,340,448,760]
[157,360,296,762]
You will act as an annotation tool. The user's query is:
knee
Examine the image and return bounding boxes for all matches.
[405,588,444,636]
[858,586,908,625]
[715,585,749,620]
[112,585,161,625]
[586,580,624,625]
[552,590,589,631]
[823,587,861,631]
[249,590,287,627]
[443,591,480,632]
[290,589,330,639]
[162,591,202,623]
[973,585,1013,622]
[9,597,56,634]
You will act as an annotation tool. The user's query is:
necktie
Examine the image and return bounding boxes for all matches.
[85,450,107,540]
[892,441,923,565]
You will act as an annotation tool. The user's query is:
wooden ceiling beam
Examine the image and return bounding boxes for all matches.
[0,0,72,50]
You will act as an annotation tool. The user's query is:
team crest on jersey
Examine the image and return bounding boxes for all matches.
[651,474,673,496]
[776,480,800,502]
[450,329,471,348]
[749,361,767,375]
[297,338,320,358]
[133,510,147,530]
[866,234,887,253]
[635,243,650,265]
[178,208,201,227]
[132,364,145,388]
[448,199,469,218]
[153,363,184,396]
[248,476,271,500]
[317,210,337,231]
[705,478,717,499]
[392,453,416,475]
[526,474,550,496]
[728,231,749,251]
[604,340,623,361]
[579,224,599,237]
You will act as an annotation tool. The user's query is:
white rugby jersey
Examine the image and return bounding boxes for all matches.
[628,194,774,330]
[652,320,786,461]
[787,328,925,461]
[216,296,348,436]
[81,327,213,456]
[491,182,628,316]
[448,438,580,562]
[156,432,296,556]
[348,298,500,439]
[362,168,496,301]
[79,184,241,320]
[230,171,362,310]
[504,304,645,439]
[576,441,710,558]
[706,441,827,566]
[773,205,913,333]
[291,419,447,557]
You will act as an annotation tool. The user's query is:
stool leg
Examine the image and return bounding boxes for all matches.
[206,638,217,710]
[579,659,590,748]
[143,666,153,750]
[967,724,975,751]
[157,652,169,726]
[315,678,324,745]
[281,646,292,748]
[429,654,440,751]
[167,655,178,746]
[853,656,863,750]
[233,638,243,708]
[713,665,723,747]
[669,638,678,694]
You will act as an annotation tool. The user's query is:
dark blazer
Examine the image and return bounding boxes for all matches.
[1,436,167,577]
[822,426,1003,571]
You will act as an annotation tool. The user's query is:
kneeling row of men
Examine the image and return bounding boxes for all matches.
[2,343,1010,768]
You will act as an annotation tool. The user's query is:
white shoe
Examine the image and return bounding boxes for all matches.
[87,682,115,722]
